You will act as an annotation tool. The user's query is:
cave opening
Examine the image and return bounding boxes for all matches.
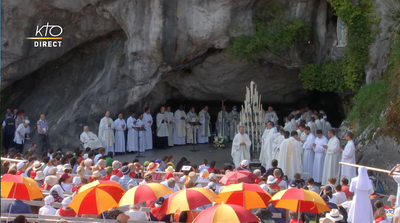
[163,90,345,133]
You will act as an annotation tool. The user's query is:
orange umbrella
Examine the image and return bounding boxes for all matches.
[119,183,173,206]
[1,174,43,200]
[271,188,330,217]
[193,204,259,223]
[216,182,271,209]
[159,188,218,214]
[69,180,124,215]
[219,170,261,185]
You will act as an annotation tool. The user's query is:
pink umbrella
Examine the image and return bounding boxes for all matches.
[219,170,261,185]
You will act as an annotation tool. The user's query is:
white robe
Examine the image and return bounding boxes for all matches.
[303,133,316,176]
[114,118,126,153]
[143,113,153,150]
[273,134,285,159]
[231,133,251,168]
[321,136,341,185]
[347,174,374,223]
[284,122,294,133]
[186,111,199,144]
[165,111,174,146]
[307,121,317,136]
[156,113,169,137]
[325,121,332,135]
[312,135,328,183]
[126,116,138,152]
[320,119,328,137]
[173,110,186,145]
[315,119,322,131]
[277,137,303,181]
[259,127,277,166]
[229,110,240,140]
[198,109,211,143]
[341,140,357,180]
[264,111,279,124]
[135,119,145,152]
[80,131,103,149]
[98,117,115,152]
[216,111,229,139]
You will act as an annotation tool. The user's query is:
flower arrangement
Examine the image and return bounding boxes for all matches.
[213,136,226,149]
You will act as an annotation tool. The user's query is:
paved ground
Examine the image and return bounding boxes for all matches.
[113,142,234,170]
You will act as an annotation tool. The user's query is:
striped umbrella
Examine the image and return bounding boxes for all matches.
[1,174,43,201]
[193,204,259,223]
[119,183,173,206]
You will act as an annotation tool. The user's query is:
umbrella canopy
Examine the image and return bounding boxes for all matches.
[193,204,259,223]
[119,183,173,207]
[1,174,43,200]
[216,182,271,209]
[219,170,260,185]
[160,188,218,214]
[271,188,330,213]
[69,180,124,215]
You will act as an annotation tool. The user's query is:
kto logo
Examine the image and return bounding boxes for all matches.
[26,23,63,48]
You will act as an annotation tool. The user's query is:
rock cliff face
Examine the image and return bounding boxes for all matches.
[0,0,352,149]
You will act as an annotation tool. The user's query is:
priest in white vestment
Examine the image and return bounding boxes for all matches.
[307,117,317,136]
[216,106,229,140]
[126,112,138,152]
[302,127,315,176]
[135,114,146,152]
[165,107,174,147]
[186,107,199,144]
[80,126,103,149]
[259,121,278,167]
[114,113,126,153]
[198,106,211,144]
[231,126,251,168]
[312,130,328,183]
[173,106,186,145]
[143,107,153,150]
[228,106,240,140]
[264,106,279,125]
[340,132,356,180]
[321,129,341,185]
[156,106,169,149]
[277,131,303,180]
[314,114,322,131]
[98,111,115,154]
[283,117,294,133]
[273,128,286,159]
[347,166,374,223]
[299,125,307,142]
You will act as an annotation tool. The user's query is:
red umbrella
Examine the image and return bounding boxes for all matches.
[219,170,261,185]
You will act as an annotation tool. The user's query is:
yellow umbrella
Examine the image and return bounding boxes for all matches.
[159,188,218,214]
[216,182,271,209]
[119,183,173,206]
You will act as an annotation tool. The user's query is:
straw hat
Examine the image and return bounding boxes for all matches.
[92,171,101,178]
[146,162,159,173]
[326,209,343,221]
[97,159,106,168]
[84,159,93,167]
[188,172,198,182]
[105,167,113,173]
[32,161,43,171]
[165,166,174,173]
[35,171,45,181]
[112,161,121,169]
[63,164,72,171]
[47,167,57,175]
[44,176,57,186]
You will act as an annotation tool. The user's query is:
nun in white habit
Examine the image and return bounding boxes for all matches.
[347,166,374,223]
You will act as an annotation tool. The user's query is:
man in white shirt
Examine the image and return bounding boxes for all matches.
[333,184,347,205]
[14,120,30,153]
[124,204,148,221]
[80,125,103,150]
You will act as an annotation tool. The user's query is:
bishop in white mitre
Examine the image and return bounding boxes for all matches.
[173,105,186,145]
[98,111,115,154]
[114,113,126,153]
[277,131,303,181]
[186,107,199,144]
[231,126,251,168]
[80,125,103,150]
[259,121,278,167]
[198,106,211,144]
[127,112,138,152]
[143,107,153,150]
